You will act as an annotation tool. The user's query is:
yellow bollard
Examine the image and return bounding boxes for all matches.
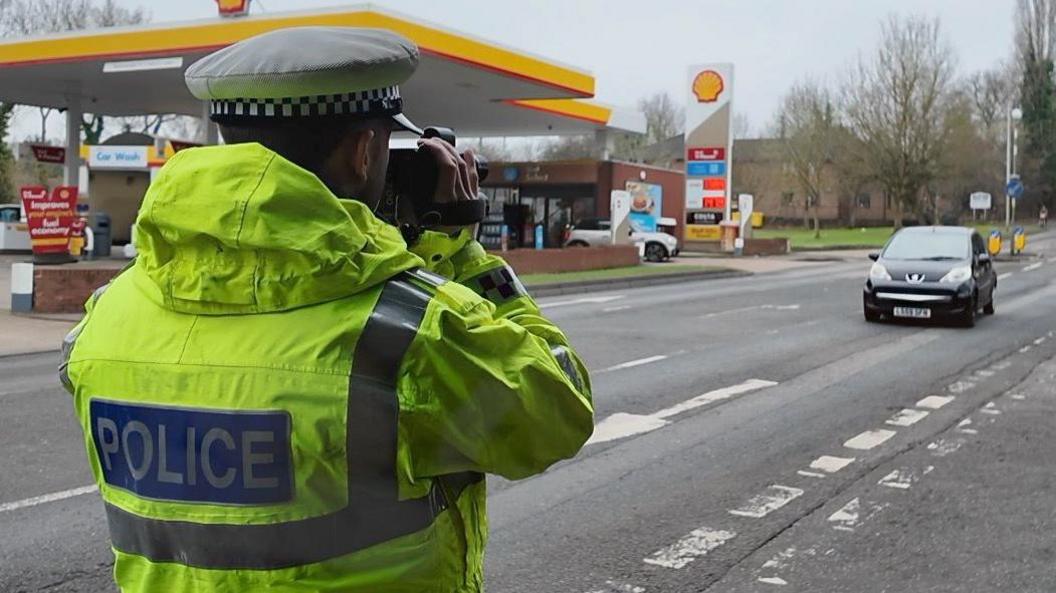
[1014,228,1027,254]
[988,230,1002,256]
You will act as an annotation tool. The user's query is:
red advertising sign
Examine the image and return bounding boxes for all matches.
[30,144,66,164]
[703,178,726,190]
[687,147,725,162]
[20,186,78,255]
[703,197,726,210]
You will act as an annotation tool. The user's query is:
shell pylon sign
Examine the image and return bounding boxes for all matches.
[684,63,734,242]
[217,0,251,17]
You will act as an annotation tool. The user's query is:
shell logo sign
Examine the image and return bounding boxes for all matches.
[216,0,251,16]
[692,70,725,103]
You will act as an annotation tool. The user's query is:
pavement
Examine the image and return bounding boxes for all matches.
[4,237,1056,592]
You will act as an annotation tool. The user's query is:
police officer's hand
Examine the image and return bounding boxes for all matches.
[418,138,480,233]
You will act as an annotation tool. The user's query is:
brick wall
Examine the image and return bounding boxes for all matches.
[493,246,640,275]
[33,267,121,314]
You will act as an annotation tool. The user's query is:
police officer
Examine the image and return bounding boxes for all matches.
[61,27,593,593]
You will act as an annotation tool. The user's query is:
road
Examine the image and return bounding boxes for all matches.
[3,236,1056,592]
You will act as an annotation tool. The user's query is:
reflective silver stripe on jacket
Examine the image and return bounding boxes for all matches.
[59,281,112,392]
[105,273,483,570]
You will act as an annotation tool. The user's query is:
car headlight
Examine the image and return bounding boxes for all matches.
[940,266,972,283]
[869,262,891,281]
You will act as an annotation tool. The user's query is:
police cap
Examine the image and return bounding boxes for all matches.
[185,26,423,133]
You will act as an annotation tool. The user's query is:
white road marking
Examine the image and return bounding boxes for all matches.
[1034,336,1047,345]
[991,361,1012,370]
[587,379,777,445]
[652,379,779,419]
[758,577,789,586]
[878,466,934,490]
[598,355,668,373]
[974,369,996,378]
[539,295,625,309]
[0,485,97,514]
[828,497,886,532]
[998,272,1014,280]
[762,546,804,570]
[1020,345,1033,353]
[916,395,954,409]
[928,438,965,457]
[587,413,670,445]
[809,455,855,474]
[958,418,979,434]
[844,429,897,450]
[981,402,1002,415]
[886,408,930,427]
[729,485,804,518]
[700,304,800,318]
[1011,393,1027,400]
[797,470,827,478]
[1023,262,1044,272]
[602,305,632,313]
[643,527,736,569]
[584,581,645,593]
[948,380,975,394]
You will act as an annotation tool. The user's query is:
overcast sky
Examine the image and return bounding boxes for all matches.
[9,0,1018,141]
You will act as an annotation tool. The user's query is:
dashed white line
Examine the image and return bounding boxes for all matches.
[980,402,1002,415]
[652,379,779,420]
[948,380,975,394]
[974,369,996,378]
[0,485,97,514]
[758,577,789,586]
[829,497,887,532]
[539,295,625,309]
[587,379,778,445]
[1011,393,1027,400]
[928,438,965,457]
[916,395,955,409]
[584,581,646,593]
[809,455,855,474]
[598,355,668,373]
[1020,345,1033,353]
[958,418,978,434]
[602,305,632,313]
[729,485,804,518]
[844,429,897,451]
[992,361,1012,370]
[643,527,736,569]
[1023,262,1044,272]
[878,466,934,489]
[886,408,930,427]
[1034,336,1047,345]
[796,470,827,479]
[998,272,1014,280]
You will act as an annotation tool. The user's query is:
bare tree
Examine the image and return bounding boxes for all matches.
[776,80,842,238]
[966,67,1016,136]
[843,15,957,229]
[539,135,594,161]
[733,112,752,139]
[638,92,683,144]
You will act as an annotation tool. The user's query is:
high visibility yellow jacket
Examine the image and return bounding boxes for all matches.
[61,143,594,593]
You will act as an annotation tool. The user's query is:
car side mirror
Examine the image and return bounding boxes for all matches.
[868,252,880,261]
[978,253,991,265]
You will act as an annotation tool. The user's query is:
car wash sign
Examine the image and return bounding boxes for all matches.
[20,186,78,255]
[684,63,734,241]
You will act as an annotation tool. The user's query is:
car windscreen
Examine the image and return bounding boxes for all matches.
[882,231,969,260]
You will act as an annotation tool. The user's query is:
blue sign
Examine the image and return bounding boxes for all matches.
[687,161,727,177]
[1008,178,1024,199]
[90,399,293,505]
[534,224,544,249]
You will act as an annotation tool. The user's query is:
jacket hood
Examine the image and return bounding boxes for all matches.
[132,143,421,315]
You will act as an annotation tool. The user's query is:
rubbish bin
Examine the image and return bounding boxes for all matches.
[90,212,112,257]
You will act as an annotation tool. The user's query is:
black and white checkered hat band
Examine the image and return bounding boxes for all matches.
[210,85,402,119]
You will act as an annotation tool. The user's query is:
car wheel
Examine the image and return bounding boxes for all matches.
[645,242,667,262]
[984,289,995,315]
[864,308,881,323]
[567,240,589,248]
[959,297,977,328]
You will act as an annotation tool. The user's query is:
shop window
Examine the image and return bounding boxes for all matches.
[781,191,795,206]
[856,193,871,209]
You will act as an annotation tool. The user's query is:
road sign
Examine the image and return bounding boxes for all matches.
[1007,177,1025,199]
[969,192,992,210]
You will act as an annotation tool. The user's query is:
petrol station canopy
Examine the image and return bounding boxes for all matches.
[0,4,646,137]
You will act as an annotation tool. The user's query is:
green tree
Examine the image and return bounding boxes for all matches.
[1017,0,1056,207]
[0,102,14,201]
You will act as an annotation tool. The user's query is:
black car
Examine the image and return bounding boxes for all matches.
[863,226,996,327]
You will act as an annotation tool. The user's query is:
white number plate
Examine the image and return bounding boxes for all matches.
[894,307,931,319]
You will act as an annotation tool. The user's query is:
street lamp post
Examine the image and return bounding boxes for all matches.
[1006,106,1023,230]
